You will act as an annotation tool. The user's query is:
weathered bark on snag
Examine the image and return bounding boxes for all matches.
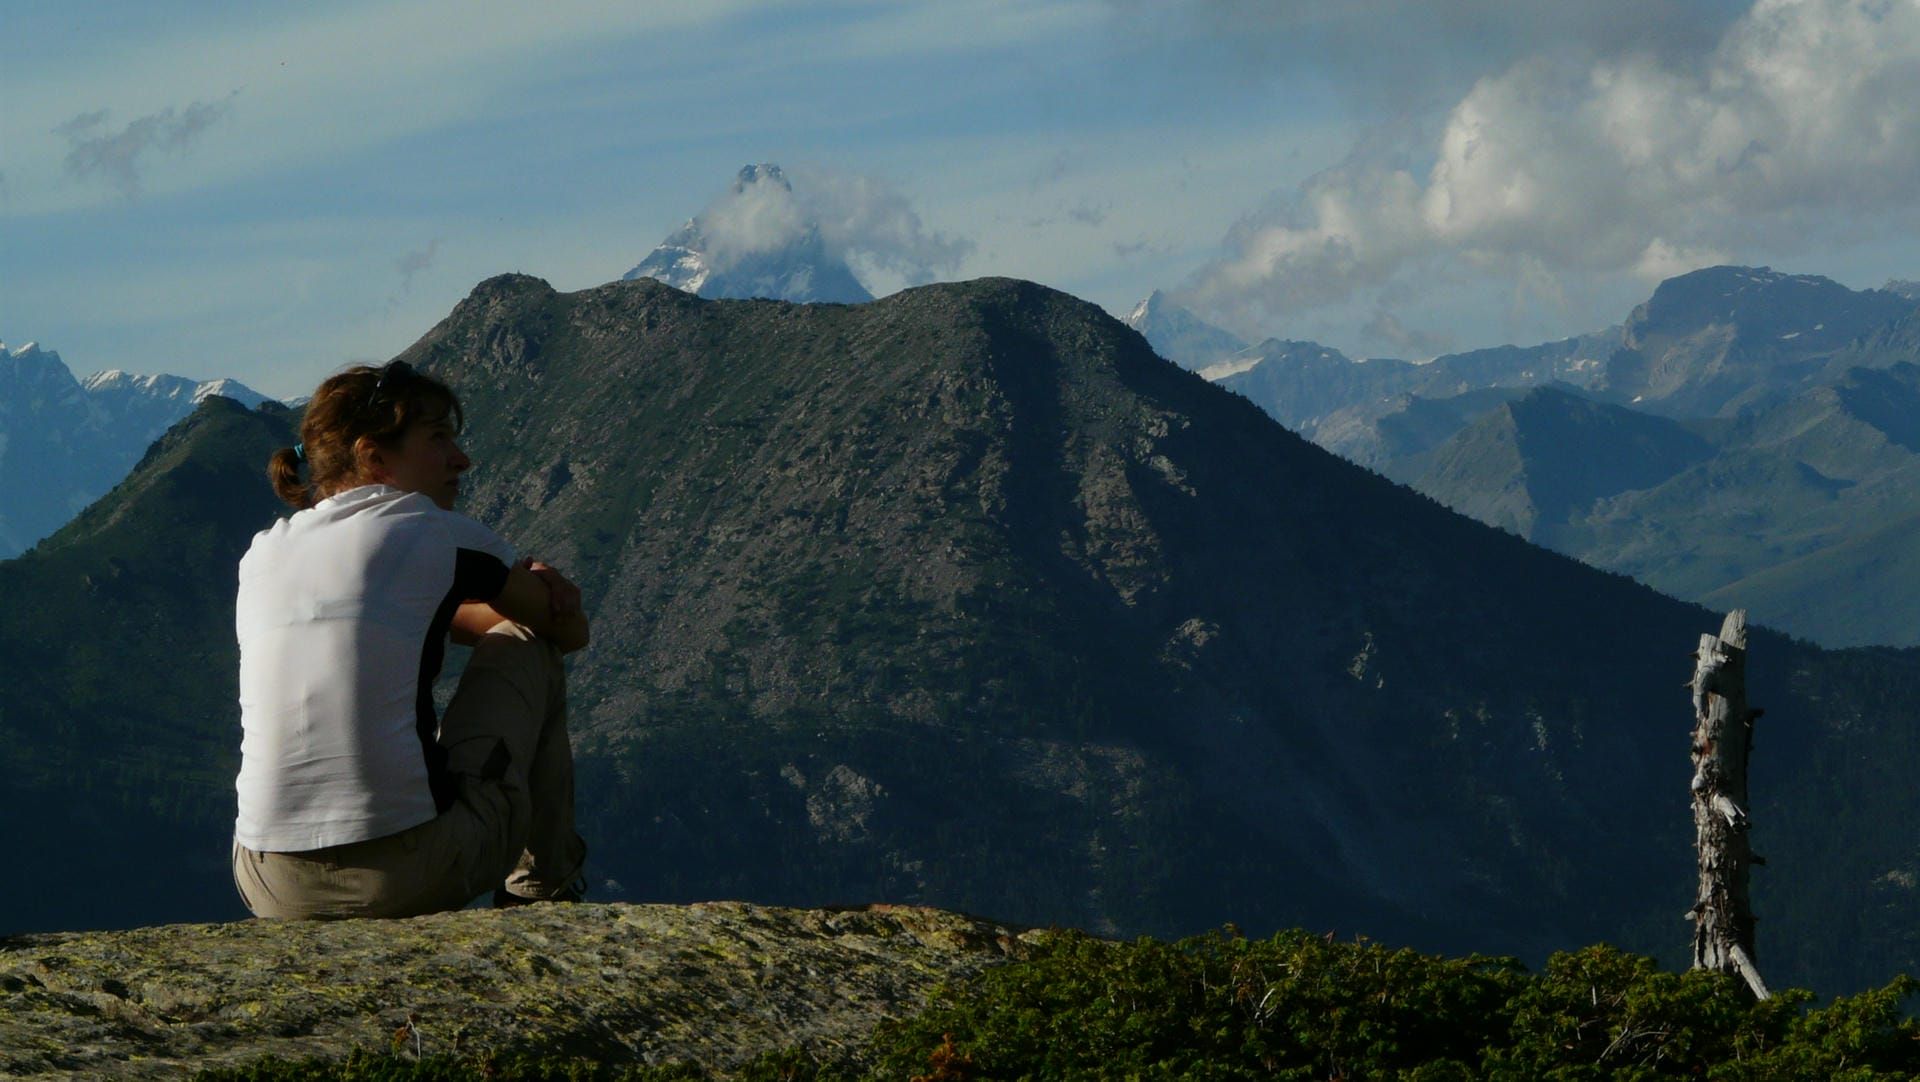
[1689,609,1770,1000]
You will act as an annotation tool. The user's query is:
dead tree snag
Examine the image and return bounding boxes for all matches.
[1689,609,1770,1000]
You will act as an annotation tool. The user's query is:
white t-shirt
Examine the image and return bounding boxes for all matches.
[233,484,516,852]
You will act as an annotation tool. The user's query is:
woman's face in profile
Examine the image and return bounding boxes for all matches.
[376,411,471,510]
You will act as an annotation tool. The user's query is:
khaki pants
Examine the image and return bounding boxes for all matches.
[232,622,588,919]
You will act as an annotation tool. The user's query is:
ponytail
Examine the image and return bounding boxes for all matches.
[268,361,462,510]
[268,446,311,509]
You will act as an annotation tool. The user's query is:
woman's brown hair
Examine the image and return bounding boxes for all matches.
[269,361,465,509]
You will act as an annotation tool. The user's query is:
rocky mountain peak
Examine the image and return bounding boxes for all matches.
[1122,289,1250,371]
[191,378,270,407]
[449,273,559,317]
[1626,265,1903,345]
[1124,288,1170,326]
[1,340,76,388]
[732,161,792,194]
[1601,265,1918,416]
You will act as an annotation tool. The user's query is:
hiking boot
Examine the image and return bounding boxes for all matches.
[492,877,586,908]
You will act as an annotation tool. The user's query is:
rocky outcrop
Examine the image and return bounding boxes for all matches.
[0,902,1041,1079]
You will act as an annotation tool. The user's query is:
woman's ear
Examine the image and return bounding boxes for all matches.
[353,436,389,484]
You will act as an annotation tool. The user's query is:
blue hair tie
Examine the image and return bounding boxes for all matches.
[293,442,307,463]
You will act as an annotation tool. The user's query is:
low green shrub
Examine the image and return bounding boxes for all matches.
[870,928,1523,1080]
[873,931,1920,1081]
[197,930,1920,1081]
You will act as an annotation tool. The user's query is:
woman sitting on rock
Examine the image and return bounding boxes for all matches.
[231,360,589,918]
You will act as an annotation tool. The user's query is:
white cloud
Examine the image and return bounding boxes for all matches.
[693,164,972,285]
[1186,0,1920,326]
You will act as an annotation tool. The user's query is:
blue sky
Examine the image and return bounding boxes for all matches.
[4,0,1918,399]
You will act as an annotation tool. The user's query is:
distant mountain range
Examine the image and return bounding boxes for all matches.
[9,275,1920,997]
[1122,290,1624,462]
[1132,268,1920,646]
[622,164,874,304]
[1403,363,1920,646]
[0,340,268,557]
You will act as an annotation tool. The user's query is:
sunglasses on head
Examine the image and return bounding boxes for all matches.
[365,361,416,413]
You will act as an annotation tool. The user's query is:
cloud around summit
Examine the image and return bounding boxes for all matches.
[692,164,972,287]
[1174,0,1920,333]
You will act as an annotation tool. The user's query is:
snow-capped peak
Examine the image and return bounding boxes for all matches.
[80,368,269,408]
[621,163,873,305]
[1,340,70,382]
[1121,289,1249,371]
[4,340,62,365]
[1124,289,1170,329]
[83,369,195,399]
[193,378,270,408]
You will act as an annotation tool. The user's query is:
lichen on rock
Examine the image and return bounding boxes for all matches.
[0,902,1042,1079]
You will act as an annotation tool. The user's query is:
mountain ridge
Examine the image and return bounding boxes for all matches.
[1599,265,1916,417]
[1216,265,1916,462]
[7,276,1920,995]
